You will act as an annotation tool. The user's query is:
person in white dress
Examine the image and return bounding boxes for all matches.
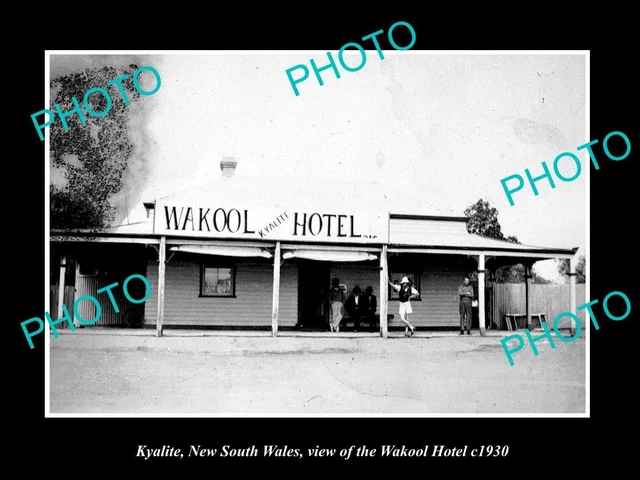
[328,277,345,332]
[388,276,419,336]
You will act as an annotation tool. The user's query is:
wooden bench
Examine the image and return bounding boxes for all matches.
[504,313,547,331]
[341,313,394,327]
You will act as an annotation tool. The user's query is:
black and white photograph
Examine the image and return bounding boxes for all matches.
[43,50,588,416]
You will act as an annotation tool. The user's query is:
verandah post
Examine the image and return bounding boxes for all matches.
[272,241,281,337]
[525,263,532,330]
[380,244,388,339]
[570,255,577,336]
[157,236,166,337]
[478,253,486,336]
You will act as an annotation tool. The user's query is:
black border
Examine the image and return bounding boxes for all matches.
[12,10,637,473]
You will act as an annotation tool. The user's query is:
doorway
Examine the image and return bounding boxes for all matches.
[298,261,329,329]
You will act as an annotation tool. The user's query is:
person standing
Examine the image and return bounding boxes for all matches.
[364,286,378,332]
[388,276,419,337]
[458,276,474,335]
[328,277,345,332]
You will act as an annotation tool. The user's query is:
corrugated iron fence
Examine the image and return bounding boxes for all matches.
[50,279,143,328]
[49,285,75,328]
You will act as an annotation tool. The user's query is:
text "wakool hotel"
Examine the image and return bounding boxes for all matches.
[163,205,366,239]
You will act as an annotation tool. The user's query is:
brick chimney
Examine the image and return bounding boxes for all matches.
[220,157,237,177]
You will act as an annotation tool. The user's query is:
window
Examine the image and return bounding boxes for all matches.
[388,271,421,301]
[200,264,235,297]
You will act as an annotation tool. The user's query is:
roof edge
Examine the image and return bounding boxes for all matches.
[390,214,467,222]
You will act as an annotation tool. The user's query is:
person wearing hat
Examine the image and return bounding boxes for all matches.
[388,276,419,336]
[345,285,367,332]
[364,286,378,332]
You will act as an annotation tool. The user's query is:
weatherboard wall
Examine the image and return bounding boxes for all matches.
[145,259,298,327]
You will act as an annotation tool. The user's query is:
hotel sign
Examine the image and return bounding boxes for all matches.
[153,201,389,243]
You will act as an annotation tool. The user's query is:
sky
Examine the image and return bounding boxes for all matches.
[49,52,587,282]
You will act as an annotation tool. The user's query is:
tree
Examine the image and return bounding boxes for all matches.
[464,199,551,283]
[557,254,586,283]
[493,263,552,284]
[464,199,504,239]
[49,63,141,231]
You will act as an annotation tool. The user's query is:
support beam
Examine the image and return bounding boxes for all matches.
[570,256,577,336]
[478,253,486,336]
[272,241,281,337]
[380,244,388,339]
[157,236,166,337]
[58,255,67,329]
[487,268,495,329]
[525,263,532,330]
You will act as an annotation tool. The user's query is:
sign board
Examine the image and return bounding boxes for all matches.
[153,201,389,244]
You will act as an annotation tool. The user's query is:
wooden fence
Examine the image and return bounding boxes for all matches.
[493,283,586,330]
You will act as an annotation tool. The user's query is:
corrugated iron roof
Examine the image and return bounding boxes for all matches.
[54,175,577,256]
[389,234,575,254]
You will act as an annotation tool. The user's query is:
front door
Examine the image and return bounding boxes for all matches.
[298,261,329,329]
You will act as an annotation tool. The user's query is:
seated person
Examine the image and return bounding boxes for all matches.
[345,285,367,332]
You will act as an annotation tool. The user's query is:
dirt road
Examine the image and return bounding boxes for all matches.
[48,329,586,415]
